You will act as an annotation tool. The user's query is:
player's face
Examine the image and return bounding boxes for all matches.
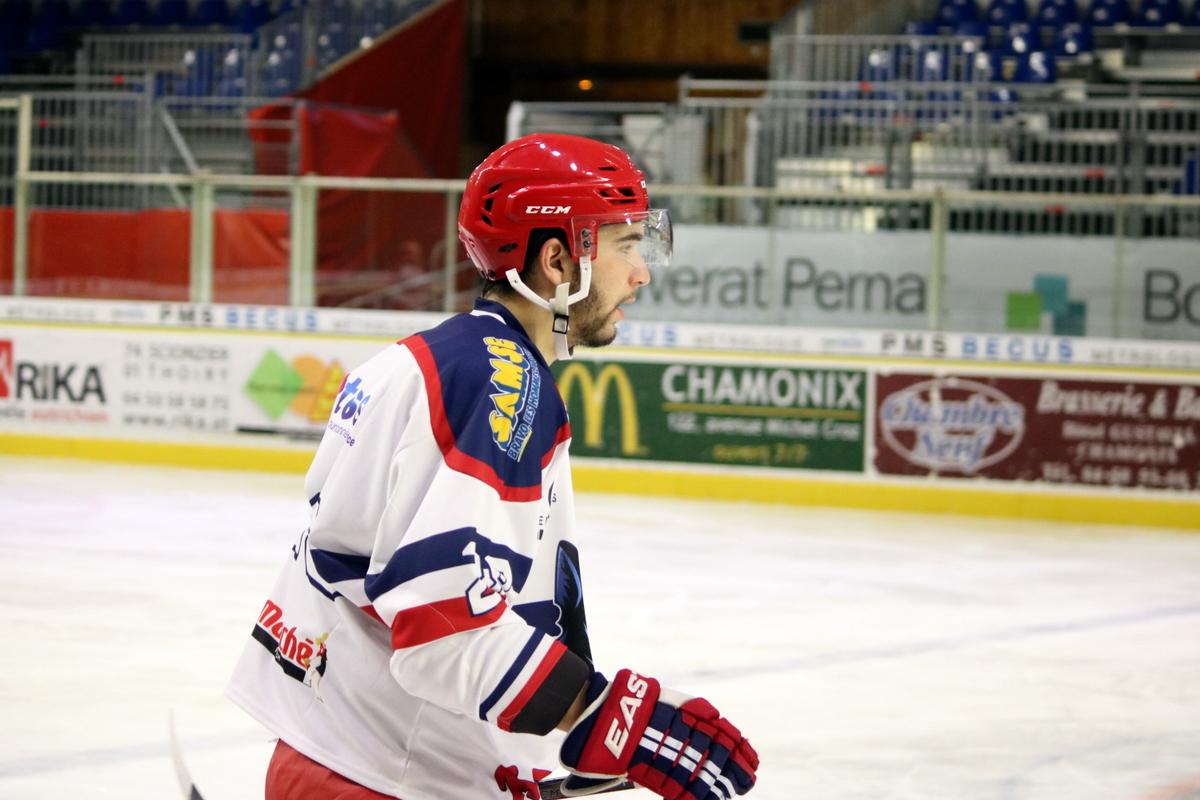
[568,223,651,348]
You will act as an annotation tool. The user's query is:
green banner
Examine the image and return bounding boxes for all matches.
[553,358,866,471]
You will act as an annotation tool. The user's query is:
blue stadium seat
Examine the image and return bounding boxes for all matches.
[1036,2,1069,27]
[1174,155,1199,195]
[112,0,151,26]
[938,0,981,25]
[1002,21,1038,52]
[191,0,230,27]
[316,32,342,71]
[812,85,859,122]
[986,0,1029,23]
[991,85,1020,102]
[175,47,216,96]
[973,48,1011,82]
[1036,0,1078,25]
[954,20,992,60]
[954,20,990,38]
[916,50,963,116]
[321,0,355,53]
[1135,0,1182,25]
[917,48,951,80]
[1053,22,1094,54]
[1087,0,1131,24]
[361,0,394,36]
[215,46,246,97]
[27,0,69,51]
[936,4,970,29]
[1186,0,1200,23]
[1014,49,1057,81]
[905,20,940,35]
[263,32,299,95]
[0,0,33,47]
[858,48,899,82]
[73,0,114,27]
[977,59,1020,117]
[151,0,189,26]
[232,0,273,33]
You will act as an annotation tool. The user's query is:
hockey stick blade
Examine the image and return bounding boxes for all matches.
[167,709,206,800]
[538,776,637,799]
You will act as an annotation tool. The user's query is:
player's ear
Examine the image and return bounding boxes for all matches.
[532,237,573,295]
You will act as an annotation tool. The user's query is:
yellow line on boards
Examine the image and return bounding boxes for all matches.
[0,434,312,474]
[571,465,1200,531]
[2,434,1196,531]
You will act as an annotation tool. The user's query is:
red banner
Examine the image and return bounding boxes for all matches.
[0,207,287,302]
[875,373,1200,492]
[297,103,448,308]
[298,0,464,179]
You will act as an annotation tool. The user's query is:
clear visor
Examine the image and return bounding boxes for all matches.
[569,209,672,275]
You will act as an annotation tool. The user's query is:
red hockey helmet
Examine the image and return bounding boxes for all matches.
[458,133,667,281]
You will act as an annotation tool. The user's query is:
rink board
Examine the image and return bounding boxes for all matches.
[1,299,1198,529]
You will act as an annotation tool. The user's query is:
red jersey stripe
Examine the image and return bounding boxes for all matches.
[496,640,568,732]
[390,597,508,650]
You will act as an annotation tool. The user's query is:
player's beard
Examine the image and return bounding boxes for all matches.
[567,271,620,349]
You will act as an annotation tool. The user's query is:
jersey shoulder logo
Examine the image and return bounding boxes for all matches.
[484,336,540,462]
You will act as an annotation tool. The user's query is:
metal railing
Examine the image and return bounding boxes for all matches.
[5,122,1200,338]
[0,84,301,207]
[508,77,1200,223]
[77,32,255,97]
[770,34,989,82]
[3,78,1197,229]
[155,96,299,177]
[0,88,155,209]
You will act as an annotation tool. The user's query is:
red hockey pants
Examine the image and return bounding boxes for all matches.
[265,739,399,800]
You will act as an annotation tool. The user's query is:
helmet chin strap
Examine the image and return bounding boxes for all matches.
[504,254,592,361]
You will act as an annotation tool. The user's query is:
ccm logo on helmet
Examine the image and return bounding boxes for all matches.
[525,205,572,215]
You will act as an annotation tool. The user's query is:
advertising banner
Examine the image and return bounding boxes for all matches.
[631,225,1199,339]
[0,326,388,448]
[0,329,116,434]
[555,357,867,472]
[6,297,1200,370]
[875,372,1200,492]
[630,226,931,329]
[230,339,383,443]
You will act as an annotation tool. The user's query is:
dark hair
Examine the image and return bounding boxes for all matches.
[479,228,568,298]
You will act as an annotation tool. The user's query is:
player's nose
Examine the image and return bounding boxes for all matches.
[629,253,650,287]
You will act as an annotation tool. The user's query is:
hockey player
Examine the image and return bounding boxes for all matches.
[226,133,758,800]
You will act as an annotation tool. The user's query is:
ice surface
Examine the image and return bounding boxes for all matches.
[1,456,1198,800]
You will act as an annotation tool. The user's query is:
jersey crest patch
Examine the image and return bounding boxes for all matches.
[484,336,540,462]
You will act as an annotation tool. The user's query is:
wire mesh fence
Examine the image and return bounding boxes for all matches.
[508,77,1200,234]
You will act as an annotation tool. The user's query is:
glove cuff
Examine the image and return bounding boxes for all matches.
[560,669,661,779]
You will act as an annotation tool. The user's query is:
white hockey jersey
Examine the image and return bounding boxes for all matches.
[226,300,593,800]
